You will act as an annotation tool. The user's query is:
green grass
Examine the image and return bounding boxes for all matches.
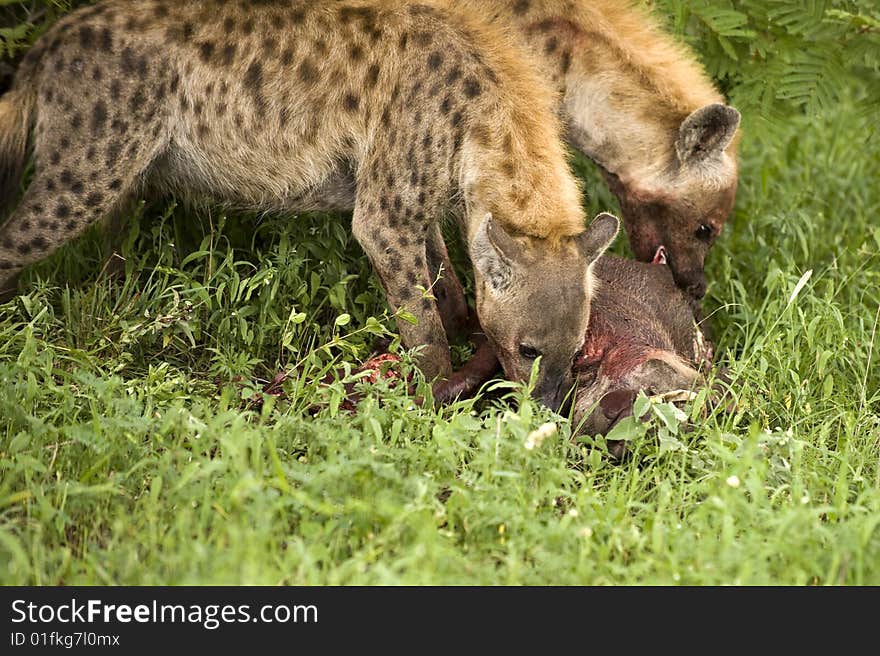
[1,97,879,584]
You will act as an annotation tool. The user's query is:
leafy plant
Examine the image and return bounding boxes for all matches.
[653,0,880,118]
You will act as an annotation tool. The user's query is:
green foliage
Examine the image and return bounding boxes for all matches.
[653,0,880,118]
[0,1,84,59]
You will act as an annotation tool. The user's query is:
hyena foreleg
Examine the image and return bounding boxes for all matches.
[351,203,452,383]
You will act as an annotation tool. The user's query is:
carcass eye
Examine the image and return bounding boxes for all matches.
[518,344,541,360]
[695,223,714,242]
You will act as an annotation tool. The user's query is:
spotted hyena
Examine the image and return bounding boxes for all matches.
[0,0,619,408]
[447,0,741,299]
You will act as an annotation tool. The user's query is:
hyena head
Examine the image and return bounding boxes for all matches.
[606,104,741,300]
[470,212,619,411]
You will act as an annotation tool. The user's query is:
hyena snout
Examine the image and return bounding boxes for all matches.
[534,366,576,413]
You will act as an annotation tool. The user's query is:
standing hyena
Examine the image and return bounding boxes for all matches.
[0,0,620,409]
[447,0,741,299]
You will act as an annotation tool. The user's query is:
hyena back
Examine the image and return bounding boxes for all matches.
[451,0,741,299]
[0,0,618,408]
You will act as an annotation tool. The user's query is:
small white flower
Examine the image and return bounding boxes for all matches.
[726,475,741,488]
[578,527,592,539]
[568,508,579,518]
[524,422,557,450]
[801,495,810,504]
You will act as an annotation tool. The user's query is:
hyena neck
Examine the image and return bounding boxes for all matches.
[450,18,586,243]
[562,78,673,183]
[559,57,719,192]
[504,0,725,191]
[459,126,586,244]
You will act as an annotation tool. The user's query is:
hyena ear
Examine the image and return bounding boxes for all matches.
[675,103,741,163]
[471,213,521,293]
[577,212,619,264]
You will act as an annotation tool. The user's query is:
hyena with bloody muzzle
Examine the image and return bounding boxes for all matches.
[0,0,621,409]
[449,0,741,299]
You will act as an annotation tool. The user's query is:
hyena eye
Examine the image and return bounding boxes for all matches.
[519,344,542,360]
[695,223,714,242]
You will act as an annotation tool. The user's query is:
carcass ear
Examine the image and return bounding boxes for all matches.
[675,103,741,163]
[471,213,521,293]
[577,212,619,264]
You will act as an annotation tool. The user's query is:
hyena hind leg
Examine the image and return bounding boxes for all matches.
[0,131,163,296]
